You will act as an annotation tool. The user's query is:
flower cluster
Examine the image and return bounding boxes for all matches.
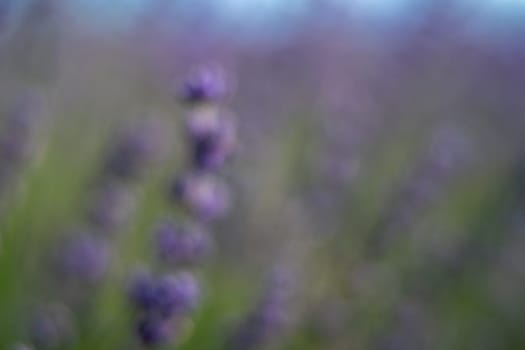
[155,221,212,266]
[129,268,201,346]
[20,119,168,350]
[128,64,237,347]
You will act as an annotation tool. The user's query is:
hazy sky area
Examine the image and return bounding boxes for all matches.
[31,0,525,39]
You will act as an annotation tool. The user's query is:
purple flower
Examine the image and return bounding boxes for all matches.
[129,270,200,318]
[129,268,158,311]
[128,271,199,346]
[180,65,229,104]
[191,114,237,171]
[136,315,172,347]
[126,64,236,348]
[171,173,230,221]
[57,232,110,283]
[155,221,211,265]
[153,272,200,318]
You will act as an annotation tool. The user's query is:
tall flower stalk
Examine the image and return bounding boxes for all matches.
[128,64,237,347]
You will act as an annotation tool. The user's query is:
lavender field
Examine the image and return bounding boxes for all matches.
[0,1,524,349]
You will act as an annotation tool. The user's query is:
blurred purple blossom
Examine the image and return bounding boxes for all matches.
[129,269,200,346]
[56,231,110,284]
[136,314,173,347]
[129,268,158,311]
[155,221,212,266]
[129,269,201,317]
[171,173,231,221]
[179,64,230,104]
[189,109,237,171]
[126,63,237,347]
[154,272,200,318]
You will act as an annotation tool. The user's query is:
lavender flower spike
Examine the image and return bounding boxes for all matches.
[180,64,229,104]
[190,111,237,171]
[129,269,200,346]
[130,270,201,317]
[154,272,201,318]
[136,315,173,347]
[129,267,158,311]
[128,64,237,348]
[56,231,110,284]
[171,173,231,221]
[155,221,212,266]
